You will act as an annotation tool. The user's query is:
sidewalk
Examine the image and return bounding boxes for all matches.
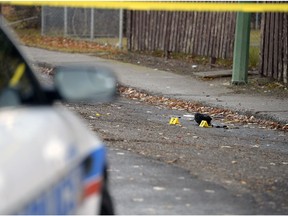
[22,46,288,125]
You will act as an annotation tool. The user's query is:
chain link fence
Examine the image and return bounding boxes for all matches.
[41,6,124,48]
[1,5,124,48]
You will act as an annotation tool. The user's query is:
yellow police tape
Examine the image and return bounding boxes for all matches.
[5,1,288,13]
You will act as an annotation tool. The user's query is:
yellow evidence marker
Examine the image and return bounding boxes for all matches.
[199,120,211,128]
[169,117,180,125]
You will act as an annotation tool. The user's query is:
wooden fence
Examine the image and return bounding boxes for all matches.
[259,13,288,84]
[126,11,237,59]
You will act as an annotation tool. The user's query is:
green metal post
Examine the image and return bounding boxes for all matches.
[232,12,251,85]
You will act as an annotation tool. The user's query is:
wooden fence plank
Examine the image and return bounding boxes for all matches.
[263,13,270,77]
[154,12,158,51]
[183,12,191,53]
[133,11,138,50]
[199,12,205,55]
[143,11,148,50]
[138,11,142,50]
[203,12,210,56]
[126,10,131,50]
[208,12,215,57]
[166,11,172,52]
[136,11,143,50]
[199,12,205,56]
[137,11,141,50]
[142,11,145,50]
[217,12,224,58]
[184,12,189,52]
[195,12,203,55]
[229,13,235,58]
[277,13,283,81]
[174,11,179,51]
[153,11,159,50]
[180,12,186,52]
[127,10,237,59]
[268,13,274,78]
[150,11,155,51]
[222,12,229,59]
[192,12,198,54]
[231,13,237,56]
[283,13,288,84]
[186,12,194,53]
[178,12,183,52]
[273,12,279,80]
[167,11,173,51]
[175,11,182,52]
[218,12,224,58]
[144,11,148,50]
[212,12,219,58]
[215,12,221,58]
[129,11,133,50]
[143,11,147,50]
[212,12,217,58]
[147,11,151,50]
[161,11,166,50]
[162,11,167,50]
[191,12,198,55]
[224,12,229,58]
[259,12,266,76]
[175,11,181,52]
[216,12,222,58]
[220,12,227,58]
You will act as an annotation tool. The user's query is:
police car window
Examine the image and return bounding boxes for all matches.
[0,27,34,107]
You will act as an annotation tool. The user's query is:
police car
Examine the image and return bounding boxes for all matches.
[0,16,115,214]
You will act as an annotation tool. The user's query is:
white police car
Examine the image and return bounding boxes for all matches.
[0,16,115,214]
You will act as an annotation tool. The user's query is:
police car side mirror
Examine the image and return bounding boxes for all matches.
[54,66,118,103]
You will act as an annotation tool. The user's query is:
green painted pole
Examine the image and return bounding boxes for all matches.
[232,12,251,85]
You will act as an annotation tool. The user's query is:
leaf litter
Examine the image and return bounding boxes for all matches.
[118,85,288,132]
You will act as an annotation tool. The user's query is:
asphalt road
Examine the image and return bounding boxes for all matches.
[107,147,255,215]
[34,62,288,215]
[65,98,288,215]
[35,68,288,215]
[35,67,254,214]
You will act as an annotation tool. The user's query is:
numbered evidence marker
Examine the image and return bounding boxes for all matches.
[199,120,211,128]
[169,117,180,125]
